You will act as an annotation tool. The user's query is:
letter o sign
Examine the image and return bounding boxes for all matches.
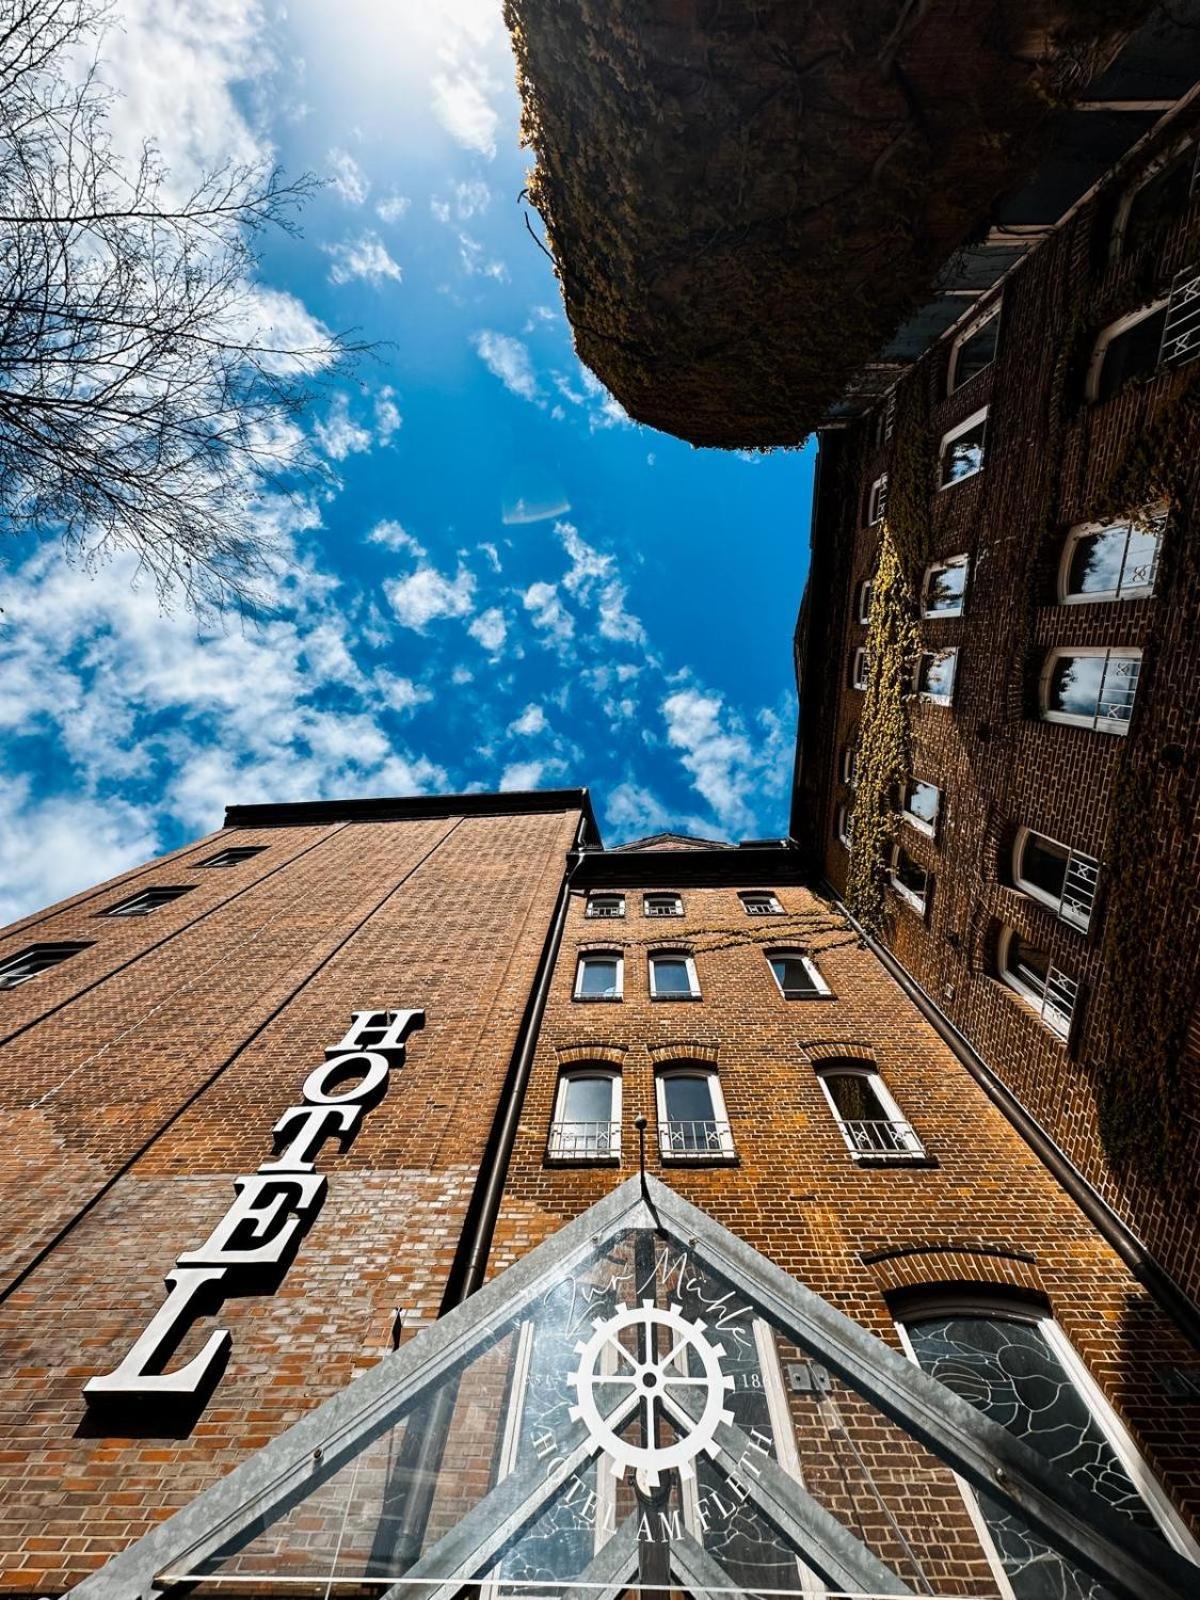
[302,1050,391,1106]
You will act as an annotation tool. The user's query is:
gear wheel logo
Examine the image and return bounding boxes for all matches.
[567,1299,735,1486]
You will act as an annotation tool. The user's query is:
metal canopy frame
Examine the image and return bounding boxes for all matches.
[66,1175,1197,1600]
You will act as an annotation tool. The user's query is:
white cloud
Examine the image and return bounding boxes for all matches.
[499,758,563,792]
[376,192,411,224]
[508,703,547,737]
[468,606,507,653]
[473,331,539,401]
[661,688,767,837]
[522,580,574,644]
[328,147,368,204]
[376,674,433,713]
[478,542,502,572]
[451,664,475,685]
[459,233,507,281]
[558,521,613,596]
[368,520,426,557]
[374,386,402,445]
[324,232,403,287]
[385,565,476,631]
[432,63,500,157]
[314,393,373,461]
[597,582,646,645]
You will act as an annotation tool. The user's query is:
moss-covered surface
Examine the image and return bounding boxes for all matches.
[504,0,1150,447]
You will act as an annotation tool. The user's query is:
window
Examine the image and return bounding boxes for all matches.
[898,1298,1200,1598]
[913,648,957,704]
[103,886,192,917]
[921,555,968,618]
[547,1068,621,1161]
[201,846,265,868]
[947,305,1001,393]
[586,893,625,920]
[817,1062,924,1161]
[850,647,869,690]
[574,951,623,1001]
[835,803,853,849]
[740,891,783,916]
[889,845,929,914]
[866,473,888,526]
[999,926,1078,1039]
[1086,301,1168,403]
[938,407,987,488]
[901,779,940,837]
[870,390,896,448]
[840,742,858,787]
[767,950,830,1000]
[1161,262,1200,370]
[648,950,700,1000]
[0,942,90,990]
[643,892,683,918]
[1059,513,1162,603]
[1013,828,1100,933]
[1113,141,1196,258]
[856,578,873,623]
[1040,647,1140,734]
[656,1067,734,1161]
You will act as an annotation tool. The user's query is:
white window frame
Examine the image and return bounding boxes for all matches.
[1039,646,1141,734]
[1110,137,1197,260]
[946,302,1001,394]
[643,892,683,918]
[816,1063,925,1161]
[1012,826,1100,933]
[913,647,958,705]
[901,778,941,839]
[740,890,784,916]
[585,892,625,920]
[895,1297,1200,1584]
[648,949,700,1001]
[103,886,190,917]
[938,406,988,489]
[867,473,888,526]
[1085,300,1168,402]
[889,844,929,915]
[1058,513,1163,604]
[548,1067,621,1161]
[574,950,623,1001]
[856,578,873,624]
[835,802,853,850]
[997,925,1077,1041]
[655,1067,735,1162]
[767,949,831,1001]
[921,554,969,618]
[850,646,869,690]
[840,742,858,787]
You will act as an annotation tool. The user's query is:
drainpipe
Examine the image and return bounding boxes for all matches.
[828,886,1200,1351]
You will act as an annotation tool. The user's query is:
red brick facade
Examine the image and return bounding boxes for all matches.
[793,109,1200,1313]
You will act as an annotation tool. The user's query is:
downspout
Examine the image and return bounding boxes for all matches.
[828,886,1200,1351]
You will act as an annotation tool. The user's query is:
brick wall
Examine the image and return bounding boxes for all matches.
[0,803,581,1592]
[795,111,1200,1309]
[488,866,1200,1586]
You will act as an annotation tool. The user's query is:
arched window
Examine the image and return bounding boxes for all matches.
[574,949,623,1001]
[1012,827,1099,932]
[767,950,830,1001]
[1040,647,1140,733]
[816,1061,923,1161]
[1058,514,1163,603]
[1086,301,1168,403]
[947,302,1001,393]
[547,1067,621,1162]
[648,949,700,1000]
[998,926,1077,1040]
[896,1294,1200,1597]
[656,1066,734,1162]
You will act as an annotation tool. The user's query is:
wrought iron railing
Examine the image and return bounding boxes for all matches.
[838,1118,925,1160]
[659,1119,735,1160]
[1059,851,1100,931]
[547,1121,621,1160]
[1040,966,1079,1039]
[1097,654,1139,727]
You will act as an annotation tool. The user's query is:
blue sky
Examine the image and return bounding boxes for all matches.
[0,0,813,922]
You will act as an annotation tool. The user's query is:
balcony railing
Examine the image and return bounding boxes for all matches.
[838,1118,925,1161]
[547,1121,621,1161]
[658,1119,735,1161]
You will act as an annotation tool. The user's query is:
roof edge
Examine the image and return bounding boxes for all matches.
[224,788,600,841]
[578,842,807,890]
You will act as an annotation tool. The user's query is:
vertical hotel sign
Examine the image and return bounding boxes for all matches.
[84,1008,423,1409]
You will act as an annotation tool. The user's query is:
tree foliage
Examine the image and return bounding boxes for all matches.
[0,0,354,611]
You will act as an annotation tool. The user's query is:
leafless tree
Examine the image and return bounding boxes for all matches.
[0,0,357,613]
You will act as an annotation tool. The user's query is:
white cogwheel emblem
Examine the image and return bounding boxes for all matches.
[566,1299,735,1486]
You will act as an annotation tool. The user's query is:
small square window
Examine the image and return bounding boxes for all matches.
[901,780,941,837]
[939,408,987,488]
[586,893,625,920]
[644,893,683,918]
[740,891,783,916]
[889,846,930,914]
[922,556,968,618]
[768,951,830,1000]
[103,886,193,917]
[649,952,700,1000]
[0,942,91,990]
[913,649,957,704]
[575,952,623,1000]
[835,803,853,849]
[850,647,870,690]
[201,846,265,869]
[866,474,888,526]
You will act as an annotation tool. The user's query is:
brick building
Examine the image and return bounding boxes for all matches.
[2,803,1200,1598]
[790,91,1200,1328]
